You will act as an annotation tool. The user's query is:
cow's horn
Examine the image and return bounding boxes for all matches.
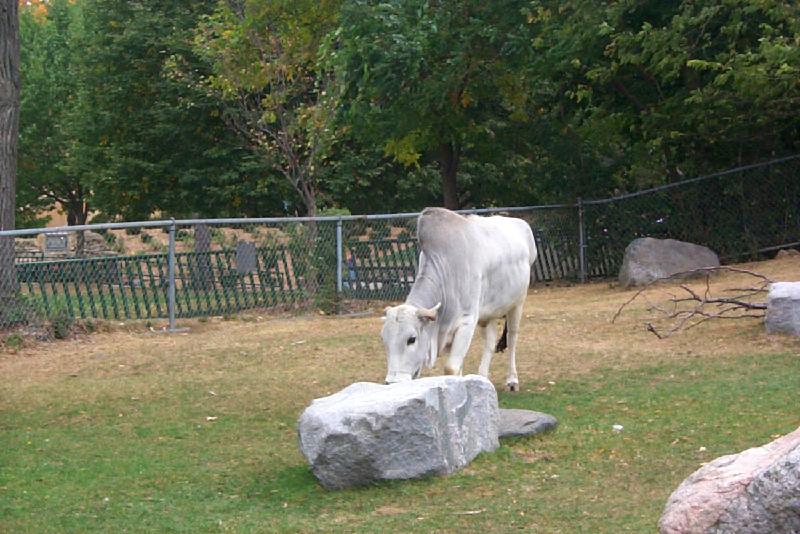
[417,302,441,320]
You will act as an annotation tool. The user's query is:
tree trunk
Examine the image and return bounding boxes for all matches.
[297,170,318,242]
[0,0,20,302]
[66,200,89,255]
[296,170,317,218]
[439,142,460,210]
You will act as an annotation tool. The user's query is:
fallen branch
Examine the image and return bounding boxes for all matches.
[612,266,773,338]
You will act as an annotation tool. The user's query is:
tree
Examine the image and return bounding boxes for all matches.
[17,0,286,225]
[16,0,296,226]
[11,0,799,226]
[1,0,20,301]
[194,0,342,217]
[17,0,88,227]
[519,0,800,200]
[74,0,285,221]
[330,0,538,209]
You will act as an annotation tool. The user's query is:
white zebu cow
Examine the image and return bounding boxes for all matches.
[381,207,537,390]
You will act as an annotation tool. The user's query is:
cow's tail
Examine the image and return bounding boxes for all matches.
[495,320,508,353]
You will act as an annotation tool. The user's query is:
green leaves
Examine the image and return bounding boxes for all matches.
[16,0,800,218]
[330,0,541,207]
[522,0,800,197]
[17,0,283,222]
[384,132,424,167]
[192,0,343,215]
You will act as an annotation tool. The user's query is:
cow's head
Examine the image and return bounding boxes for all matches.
[381,302,441,384]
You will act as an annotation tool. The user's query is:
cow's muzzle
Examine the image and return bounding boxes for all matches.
[384,368,422,384]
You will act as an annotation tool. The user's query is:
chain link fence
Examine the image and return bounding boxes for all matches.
[582,154,800,277]
[0,207,578,333]
[0,155,797,333]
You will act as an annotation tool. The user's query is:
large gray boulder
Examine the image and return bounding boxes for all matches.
[619,237,720,288]
[765,282,800,336]
[297,375,499,490]
[659,426,800,533]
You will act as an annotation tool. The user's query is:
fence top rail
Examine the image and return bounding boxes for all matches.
[1,219,173,238]
[582,154,800,206]
[0,204,575,238]
[0,153,795,238]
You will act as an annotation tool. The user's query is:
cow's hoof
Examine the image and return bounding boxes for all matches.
[506,382,518,392]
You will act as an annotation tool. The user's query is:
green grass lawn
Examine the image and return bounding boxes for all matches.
[2,349,797,533]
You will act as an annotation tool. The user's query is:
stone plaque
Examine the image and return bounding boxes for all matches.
[44,233,68,252]
[236,241,257,275]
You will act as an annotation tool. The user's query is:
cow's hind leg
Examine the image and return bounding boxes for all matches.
[478,320,499,378]
[505,303,524,391]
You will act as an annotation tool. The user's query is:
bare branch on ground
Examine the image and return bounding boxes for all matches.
[612,266,773,338]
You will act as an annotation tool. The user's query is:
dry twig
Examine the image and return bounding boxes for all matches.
[612,266,773,338]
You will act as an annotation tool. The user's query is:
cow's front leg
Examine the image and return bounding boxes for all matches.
[444,318,477,376]
[477,320,499,378]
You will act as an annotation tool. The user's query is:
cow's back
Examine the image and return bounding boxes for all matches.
[417,208,534,269]
[466,214,536,271]
[417,207,471,255]
[416,208,536,318]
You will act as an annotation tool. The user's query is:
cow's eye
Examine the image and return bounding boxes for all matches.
[407,336,416,345]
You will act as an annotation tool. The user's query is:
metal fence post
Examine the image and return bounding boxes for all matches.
[577,198,587,283]
[335,217,343,295]
[167,219,177,331]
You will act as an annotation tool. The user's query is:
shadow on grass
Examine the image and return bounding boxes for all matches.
[245,464,319,501]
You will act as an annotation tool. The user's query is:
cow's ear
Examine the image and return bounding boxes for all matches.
[416,302,441,322]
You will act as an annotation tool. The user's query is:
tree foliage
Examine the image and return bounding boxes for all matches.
[12,0,800,220]
[194,0,342,216]
[76,0,283,220]
[330,0,539,208]
[18,0,287,224]
[521,0,800,199]
[18,0,85,226]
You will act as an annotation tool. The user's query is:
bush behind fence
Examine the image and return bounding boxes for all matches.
[0,155,797,331]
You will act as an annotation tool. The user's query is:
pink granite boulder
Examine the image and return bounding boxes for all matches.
[659,426,800,533]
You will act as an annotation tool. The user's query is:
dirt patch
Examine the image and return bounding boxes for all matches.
[2,257,799,392]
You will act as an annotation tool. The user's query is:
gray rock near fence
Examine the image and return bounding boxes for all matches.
[14,238,38,251]
[659,426,800,534]
[297,375,499,490]
[618,237,720,287]
[775,248,799,258]
[75,231,114,255]
[498,409,557,438]
[34,231,115,258]
[765,282,800,336]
